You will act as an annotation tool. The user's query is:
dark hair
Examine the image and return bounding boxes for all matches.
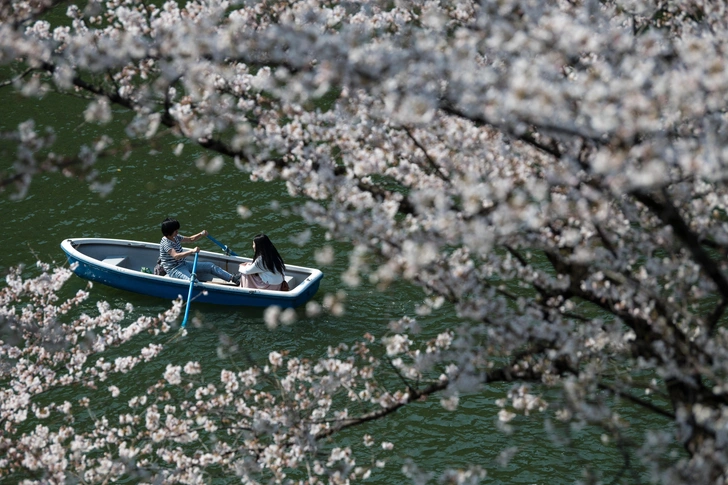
[253,234,285,275]
[161,218,181,237]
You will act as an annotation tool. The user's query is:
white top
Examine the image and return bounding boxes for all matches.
[239,258,284,284]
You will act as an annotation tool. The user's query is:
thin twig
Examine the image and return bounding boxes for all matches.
[0,68,35,88]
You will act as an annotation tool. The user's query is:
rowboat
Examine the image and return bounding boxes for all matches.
[60,238,324,308]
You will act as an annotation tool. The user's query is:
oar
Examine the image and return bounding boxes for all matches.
[206,234,237,256]
[180,251,199,329]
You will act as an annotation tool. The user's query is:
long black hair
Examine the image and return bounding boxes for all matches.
[253,234,285,275]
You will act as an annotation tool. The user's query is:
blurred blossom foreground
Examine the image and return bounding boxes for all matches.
[3,0,728,484]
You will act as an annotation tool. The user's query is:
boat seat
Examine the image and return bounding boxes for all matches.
[208,275,296,289]
[284,275,296,289]
[210,277,239,286]
[103,256,128,268]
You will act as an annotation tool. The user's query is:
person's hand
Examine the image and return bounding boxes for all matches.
[201,230,208,237]
[194,247,200,253]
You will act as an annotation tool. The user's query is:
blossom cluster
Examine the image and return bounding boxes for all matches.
[1,264,474,483]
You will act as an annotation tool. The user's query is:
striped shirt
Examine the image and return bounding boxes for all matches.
[159,235,185,272]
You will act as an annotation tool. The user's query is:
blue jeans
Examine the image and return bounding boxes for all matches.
[168,260,232,282]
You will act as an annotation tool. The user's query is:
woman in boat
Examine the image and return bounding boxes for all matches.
[238,233,287,290]
[160,218,242,284]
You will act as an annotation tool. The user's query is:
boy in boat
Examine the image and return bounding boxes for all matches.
[160,218,242,284]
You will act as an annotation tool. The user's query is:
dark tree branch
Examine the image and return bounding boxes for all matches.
[597,382,674,420]
[2,0,69,27]
[633,189,728,335]
[0,68,35,88]
[440,103,565,159]
[314,347,677,443]
[313,378,447,440]
[402,126,450,182]
[595,223,618,258]
[707,298,728,334]
[386,357,419,396]
[505,245,529,267]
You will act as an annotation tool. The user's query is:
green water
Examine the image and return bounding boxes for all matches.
[0,90,672,484]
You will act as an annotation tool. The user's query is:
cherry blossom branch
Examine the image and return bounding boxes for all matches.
[596,382,674,420]
[440,104,565,159]
[0,67,35,88]
[401,127,450,182]
[633,189,728,334]
[1,0,69,27]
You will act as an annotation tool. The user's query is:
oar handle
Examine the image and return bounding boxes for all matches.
[206,234,237,256]
[180,251,199,329]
